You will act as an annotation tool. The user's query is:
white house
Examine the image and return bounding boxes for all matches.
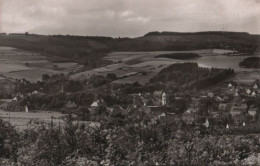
[91,101,99,107]
[12,97,18,102]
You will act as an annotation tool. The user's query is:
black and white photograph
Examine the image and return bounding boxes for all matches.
[0,0,260,165]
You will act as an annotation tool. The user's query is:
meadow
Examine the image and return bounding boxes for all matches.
[71,49,258,85]
[0,46,83,82]
[0,109,65,130]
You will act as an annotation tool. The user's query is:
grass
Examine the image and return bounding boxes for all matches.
[72,49,258,85]
[0,46,83,82]
[0,110,66,130]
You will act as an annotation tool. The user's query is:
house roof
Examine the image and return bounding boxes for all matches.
[253,83,258,89]
[91,101,99,107]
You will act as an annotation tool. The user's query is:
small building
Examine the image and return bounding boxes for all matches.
[154,91,163,98]
[90,101,100,108]
[253,84,258,89]
[248,106,258,118]
[208,92,214,98]
[228,83,233,88]
[229,103,247,122]
[65,101,78,109]
[219,103,227,111]
[0,99,13,103]
[32,91,39,95]
[12,97,18,102]
[246,89,251,95]
[234,92,239,97]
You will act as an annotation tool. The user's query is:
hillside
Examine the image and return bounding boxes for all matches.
[0,34,113,69]
[150,63,234,90]
[114,31,260,53]
[0,31,259,69]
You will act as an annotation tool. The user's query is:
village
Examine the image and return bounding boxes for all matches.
[1,73,260,133]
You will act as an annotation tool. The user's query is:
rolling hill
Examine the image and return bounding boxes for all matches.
[0,31,259,69]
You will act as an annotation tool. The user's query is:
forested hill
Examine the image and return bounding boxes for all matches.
[150,63,234,90]
[0,31,259,68]
[0,34,114,68]
[114,31,260,52]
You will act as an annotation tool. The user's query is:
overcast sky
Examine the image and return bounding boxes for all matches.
[0,0,259,37]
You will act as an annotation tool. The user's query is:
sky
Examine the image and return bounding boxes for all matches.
[0,0,259,37]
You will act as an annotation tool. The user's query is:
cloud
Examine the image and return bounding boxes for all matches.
[1,0,259,37]
[120,10,134,18]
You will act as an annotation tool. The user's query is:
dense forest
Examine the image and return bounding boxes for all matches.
[239,57,260,68]
[156,53,200,60]
[150,63,234,90]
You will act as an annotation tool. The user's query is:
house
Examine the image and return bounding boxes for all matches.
[65,101,78,109]
[248,106,258,118]
[211,110,220,118]
[228,83,233,88]
[154,91,163,98]
[229,103,247,122]
[0,99,13,103]
[234,92,239,97]
[32,91,39,95]
[246,89,251,95]
[208,92,214,98]
[219,103,227,111]
[12,97,18,102]
[253,84,258,89]
[90,100,100,108]
[252,91,256,97]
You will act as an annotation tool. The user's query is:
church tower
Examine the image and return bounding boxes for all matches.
[162,92,166,106]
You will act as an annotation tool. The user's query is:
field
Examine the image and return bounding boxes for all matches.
[0,46,83,82]
[0,109,100,131]
[71,49,256,85]
[0,109,65,130]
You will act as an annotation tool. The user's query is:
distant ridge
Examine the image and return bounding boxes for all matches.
[144,31,250,37]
